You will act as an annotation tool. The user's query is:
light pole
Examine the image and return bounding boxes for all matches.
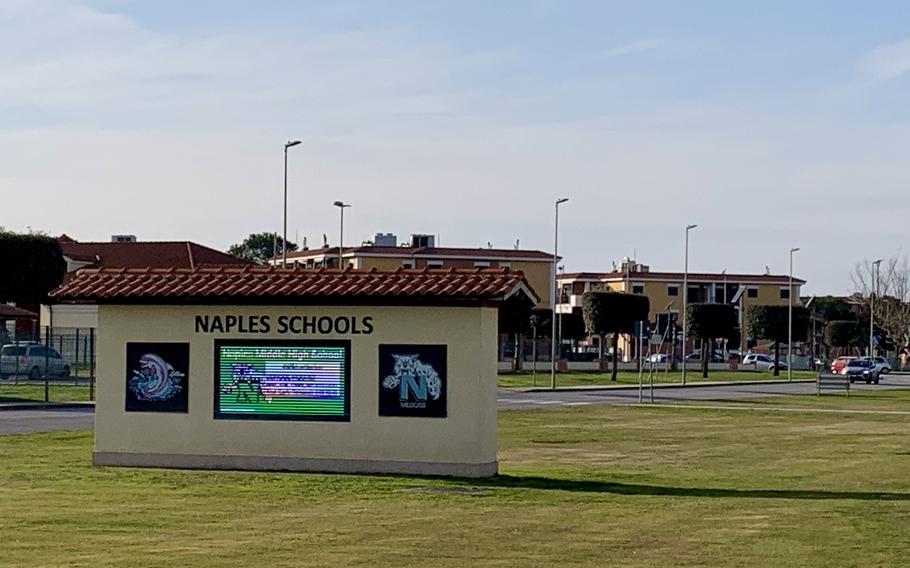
[682,224,697,385]
[551,197,569,389]
[282,140,302,267]
[871,258,883,357]
[788,247,800,381]
[333,201,351,272]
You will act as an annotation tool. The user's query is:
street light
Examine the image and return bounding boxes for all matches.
[551,197,569,389]
[282,140,302,267]
[682,224,697,386]
[333,201,352,272]
[871,258,884,357]
[788,247,800,381]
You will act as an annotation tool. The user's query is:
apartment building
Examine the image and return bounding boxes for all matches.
[556,259,806,358]
[276,233,555,309]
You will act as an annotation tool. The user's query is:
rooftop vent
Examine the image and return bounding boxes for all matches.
[111,235,137,243]
[373,233,397,247]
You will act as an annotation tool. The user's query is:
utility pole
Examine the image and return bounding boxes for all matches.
[550,198,569,389]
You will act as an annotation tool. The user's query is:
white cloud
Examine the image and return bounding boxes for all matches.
[860,37,910,80]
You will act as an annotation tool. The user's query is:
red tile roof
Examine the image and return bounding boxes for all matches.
[59,239,250,270]
[558,271,806,285]
[283,246,554,261]
[50,267,540,306]
[0,305,38,319]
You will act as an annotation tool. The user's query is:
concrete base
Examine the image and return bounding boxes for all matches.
[93,452,499,478]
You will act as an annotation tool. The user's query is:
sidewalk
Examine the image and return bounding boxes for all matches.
[517,378,817,393]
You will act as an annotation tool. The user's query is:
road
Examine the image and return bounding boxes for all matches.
[498,375,910,409]
[3,377,910,434]
[0,407,94,434]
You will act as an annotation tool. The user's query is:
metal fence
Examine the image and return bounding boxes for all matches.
[0,327,95,403]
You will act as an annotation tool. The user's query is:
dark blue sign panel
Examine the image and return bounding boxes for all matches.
[378,344,447,418]
[125,342,189,413]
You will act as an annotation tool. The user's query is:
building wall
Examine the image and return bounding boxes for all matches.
[40,304,99,329]
[94,303,498,477]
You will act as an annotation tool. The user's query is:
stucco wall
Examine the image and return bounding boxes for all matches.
[94,304,498,476]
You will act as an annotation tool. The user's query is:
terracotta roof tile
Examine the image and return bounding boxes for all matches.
[59,240,250,270]
[50,267,540,306]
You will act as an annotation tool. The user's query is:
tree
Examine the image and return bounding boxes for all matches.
[582,292,650,381]
[498,295,535,371]
[687,303,738,378]
[229,232,298,264]
[825,320,864,356]
[746,305,810,376]
[852,255,910,357]
[0,231,66,304]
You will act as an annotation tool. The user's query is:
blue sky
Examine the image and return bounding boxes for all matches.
[2,1,909,294]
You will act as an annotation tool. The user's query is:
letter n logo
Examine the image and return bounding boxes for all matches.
[400,373,427,402]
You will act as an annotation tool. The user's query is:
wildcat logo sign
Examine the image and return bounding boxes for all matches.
[379,345,447,417]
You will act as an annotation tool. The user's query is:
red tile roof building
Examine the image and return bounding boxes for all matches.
[51,267,540,307]
[58,237,250,272]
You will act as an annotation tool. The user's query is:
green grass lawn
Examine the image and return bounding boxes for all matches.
[498,369,818,388]
[0,382,94,403]
[2,391,910,566]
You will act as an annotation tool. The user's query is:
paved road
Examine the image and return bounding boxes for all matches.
[0,407,94,434]
[498,375,910,409]
[3,377,910,434]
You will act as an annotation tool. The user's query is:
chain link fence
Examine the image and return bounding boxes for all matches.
[0,327,95,404]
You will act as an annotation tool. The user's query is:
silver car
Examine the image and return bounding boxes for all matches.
[741,353,788,372]
[0,344,71,379]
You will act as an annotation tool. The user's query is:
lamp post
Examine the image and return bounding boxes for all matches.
[871,258,883,357]
[282,140,302,267]
[333,201,351,272]
[682,224,697,386]
[788,247,800,381]
[551,197,569,389]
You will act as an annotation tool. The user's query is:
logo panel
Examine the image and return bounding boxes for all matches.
[125,342,189,413]
[379,344,447,418]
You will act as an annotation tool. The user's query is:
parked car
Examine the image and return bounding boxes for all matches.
[0,343,71,379]
[741,353,788,372]
[646,353,671,364]
[869,356,891,375]
[830,356,856,374]
[841,358,879,384]
[685,350,725,363]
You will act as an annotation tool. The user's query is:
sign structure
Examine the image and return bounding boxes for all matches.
[213,339,350,421]
[379,344,447,418]
[125,342,189,413]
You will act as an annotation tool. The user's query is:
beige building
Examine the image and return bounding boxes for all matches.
[274,233,555,310]
[52,266,537,477]
[556,260,806,358]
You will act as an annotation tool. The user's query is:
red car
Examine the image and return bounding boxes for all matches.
[830,356,856,374]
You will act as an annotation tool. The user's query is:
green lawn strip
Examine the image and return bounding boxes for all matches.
[671,387,910,413]
[498,369,817,388]
[2,404,910,566]
[0,382,94,403]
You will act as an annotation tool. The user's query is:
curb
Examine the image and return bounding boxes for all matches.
[0,401,95,411]
[516,378,817,393]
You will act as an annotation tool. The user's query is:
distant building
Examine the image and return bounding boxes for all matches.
[273,233,555,310]
[43,235,249,329]
[556,258,806,359]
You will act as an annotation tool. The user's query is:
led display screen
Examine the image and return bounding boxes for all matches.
[214,339,350,421]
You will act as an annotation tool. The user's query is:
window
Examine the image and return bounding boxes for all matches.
[632,284,644,295]
[747,287,758,298]
[401,260,414,269]
[667,284,679,297]
[780,286,790,300]
[499,261,511,268]
[427,260,444,268]
[473,261,491,268]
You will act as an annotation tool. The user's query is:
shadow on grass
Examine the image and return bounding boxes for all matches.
[465,475,910,501]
